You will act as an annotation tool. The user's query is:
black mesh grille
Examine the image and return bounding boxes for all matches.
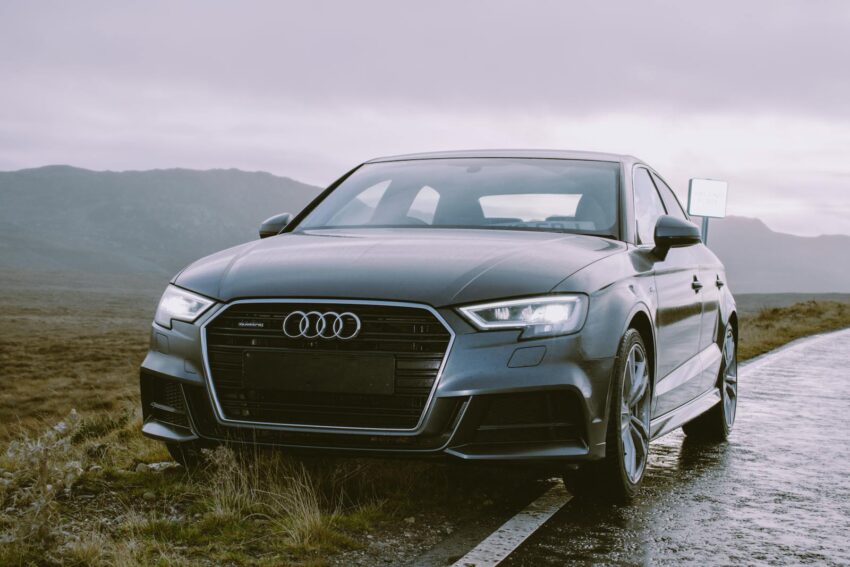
[162,381,185,413]
[205,302,452,429]
[471,391,583,445]
[146,378,190,429]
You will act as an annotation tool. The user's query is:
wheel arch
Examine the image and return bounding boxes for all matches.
[626,307,656,389]
[721,309,739,353]
[717,284,738,341]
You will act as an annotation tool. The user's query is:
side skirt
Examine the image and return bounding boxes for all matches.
[649,387,721,440]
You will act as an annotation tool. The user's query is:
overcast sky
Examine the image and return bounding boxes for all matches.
[2,1,849,236]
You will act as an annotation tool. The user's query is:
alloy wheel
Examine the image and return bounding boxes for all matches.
[722,327,738,428]
[621,343,652,484]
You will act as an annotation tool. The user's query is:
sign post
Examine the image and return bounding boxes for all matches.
[687,178,728,245]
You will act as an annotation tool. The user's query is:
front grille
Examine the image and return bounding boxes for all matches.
[204,302,452,429]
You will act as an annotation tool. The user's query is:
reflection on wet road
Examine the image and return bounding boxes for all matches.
[503,329,850,566]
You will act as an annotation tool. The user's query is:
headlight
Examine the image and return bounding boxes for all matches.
[458,295,588,339]
[154,285,215,329]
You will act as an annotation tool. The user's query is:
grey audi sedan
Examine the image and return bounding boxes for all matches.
[140,150,737,499]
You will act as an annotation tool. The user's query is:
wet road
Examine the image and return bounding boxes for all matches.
[501,329,850,566]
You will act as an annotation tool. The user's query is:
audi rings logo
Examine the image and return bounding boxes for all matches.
[282,310,362,340]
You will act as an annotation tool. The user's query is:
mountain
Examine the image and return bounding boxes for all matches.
[0,166,321,277]
[1,166,848,293]
[707,216,850,293]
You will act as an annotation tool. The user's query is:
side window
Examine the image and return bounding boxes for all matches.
[651,172,687,220]
[633,168,667,245]
[407,186,440,224]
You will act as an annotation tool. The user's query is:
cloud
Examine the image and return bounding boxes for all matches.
[1,0,849,236]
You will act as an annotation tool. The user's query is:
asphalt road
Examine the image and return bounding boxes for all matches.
[495,329,850,566]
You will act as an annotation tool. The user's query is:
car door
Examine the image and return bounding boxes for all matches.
[652,172,722,397]
[632,167,703,417]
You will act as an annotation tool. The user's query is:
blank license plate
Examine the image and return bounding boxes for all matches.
[243,351,395,395]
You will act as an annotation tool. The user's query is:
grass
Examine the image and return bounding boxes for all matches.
[0,270,156,440]
[734,292,850,314]
[2,270,850,565]
[0,406,338,565]
[0,405,540,566]
[737,300,850,360]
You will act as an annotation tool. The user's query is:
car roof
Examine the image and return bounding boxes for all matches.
[365,149,641,165]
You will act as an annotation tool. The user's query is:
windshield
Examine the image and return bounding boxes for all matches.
[296,158,621,237]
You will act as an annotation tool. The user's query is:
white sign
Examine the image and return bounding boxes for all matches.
[687,178,728,218]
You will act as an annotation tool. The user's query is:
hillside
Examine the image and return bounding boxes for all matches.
[707,216,850,293]
[1,166,848,293]
[0,166,321,277]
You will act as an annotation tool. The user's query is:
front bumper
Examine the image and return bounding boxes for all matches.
[140,301,616,463]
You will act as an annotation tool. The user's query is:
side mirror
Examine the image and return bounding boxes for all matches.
[652,215,701,260]
[259,212,292,239]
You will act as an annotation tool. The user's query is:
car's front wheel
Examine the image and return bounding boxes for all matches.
[564,328,651,501]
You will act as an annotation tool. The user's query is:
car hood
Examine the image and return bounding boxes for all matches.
[174,228,625,306]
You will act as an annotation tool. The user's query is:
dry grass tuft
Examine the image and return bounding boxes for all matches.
[202,445,261,519]
[59,528,113,567]
[199,446,346,549]
[0,406,176,566]
[264,464,329,547]
[1,410,85,561]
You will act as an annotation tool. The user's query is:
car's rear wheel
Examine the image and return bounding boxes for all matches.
[682,323,737,441]
[564,329,651,501]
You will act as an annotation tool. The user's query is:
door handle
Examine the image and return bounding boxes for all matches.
[692,277,703,292]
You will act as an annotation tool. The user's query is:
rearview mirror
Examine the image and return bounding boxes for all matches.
[259,212,292,239]
[652,215,701,260]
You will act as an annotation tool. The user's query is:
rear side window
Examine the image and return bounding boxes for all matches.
[633,168,667,245]
[651,172,688,220]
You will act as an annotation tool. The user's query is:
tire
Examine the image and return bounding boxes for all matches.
[564,329,652,501]
[166,441,205,469]
[682,323,738,441]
